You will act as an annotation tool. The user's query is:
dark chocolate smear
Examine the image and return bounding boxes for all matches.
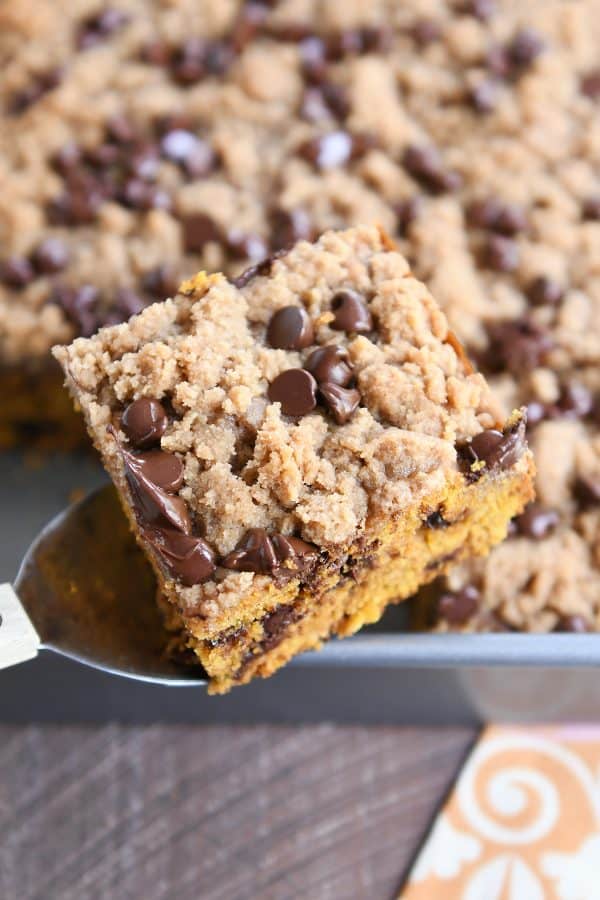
[145,527,215,586]
[222,528,318,576]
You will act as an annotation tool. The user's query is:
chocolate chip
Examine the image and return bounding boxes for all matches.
[394,196,421,236]
[411,18,442,45]
[319,383,360,424]
[552,382,593,420]
[267,306,314,350]
[118,443,191,534]
[141,39,172,66]
[261,605,298,648]
[126,143,161,181]
[481,235,519,272]
[268,368,317,417]
[170,39,207,85]
[84,142,121,168]
[425,510,449,529]
[50,283,100,336]
[269,207,312,252]
[225,230,269,262]
[77,8,129,50]
[204,40,235,75]
[462,0,496,20]
[582,197,600,221]
[182,212,221,252]
[47,179,104,225]
[31,237,69,274]
[325,29,363,60]
[507,28,545,68]
[331,290,373,333]
[132,449,184,492]
[121,397,168,448]
[305,345,353,387]
[232,249,288,289]
[269,534,318,570]
[574,476,600,508]
[298,131,353,170]
[525,400,547,428]
[52,142,82,173]
[146,527,215,585]
[0,256,35,288]
[457,418,526,480]
[221,528,318,576]
[402,144,462,194]
[106,114,138,145]
[555,615,590,633]
[221,528,278,574]
[8,67,63,114]
[581,69,600,100]
[486,319,551,372]
[526,276,564,307]
[468,78,499,113]
[160,130,215,177]
[302,82,350,122]
[360,26,393,52]
[230,2,268,53]
[515,502,559,539]
[141,265,179,300]
[486,45,512,79]
[466,197,502,229]
[299,35,328,83]
[493,204,528,236]
[437,585,480,625]
[121,179,172,212]
[113,287,147,320]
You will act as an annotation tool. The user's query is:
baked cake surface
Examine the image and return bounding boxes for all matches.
[2,0,599,632]
[54,226,534,691]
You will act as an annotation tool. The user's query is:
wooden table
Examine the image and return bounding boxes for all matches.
[0,725,476,900]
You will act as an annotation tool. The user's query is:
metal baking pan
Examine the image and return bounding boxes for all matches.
[2,450,600,725]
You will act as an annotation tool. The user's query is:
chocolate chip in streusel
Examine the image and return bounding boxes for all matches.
[486,319,552,373]
[121,397,168,449]
[555,615,590,633]
[305,345,353,387]
[77,8,129,50]
[269,207,312,252]
[581,69,600,100]
[182,212,221,252]
[298,131,353,170]
[481,235,519,272]
[267,306,314,350]
[31,237,69,274]
[331,290,373,333]
[0,256,35,288]
[526,276,564,307]
[142,265,179,301]
[402,144,462,193]
[437,585,480,624]
[515,502,559,539]
[318,383,360,424]
[582,197,600,221]
[268,368,317,417]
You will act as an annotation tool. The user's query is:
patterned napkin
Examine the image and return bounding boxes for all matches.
[400,725,600,899]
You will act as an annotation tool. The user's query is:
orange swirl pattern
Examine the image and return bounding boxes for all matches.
[401,725,600,899]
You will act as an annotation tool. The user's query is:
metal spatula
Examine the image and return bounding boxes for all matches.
[0,485,206,685]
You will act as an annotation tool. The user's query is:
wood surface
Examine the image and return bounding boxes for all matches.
[0,725,475,900]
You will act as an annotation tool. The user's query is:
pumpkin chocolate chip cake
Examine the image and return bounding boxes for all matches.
[53,226,534,692]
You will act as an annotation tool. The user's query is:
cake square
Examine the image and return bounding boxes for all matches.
[53,226,534,692]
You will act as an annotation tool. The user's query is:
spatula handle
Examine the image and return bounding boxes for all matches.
[0,584,40,670]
